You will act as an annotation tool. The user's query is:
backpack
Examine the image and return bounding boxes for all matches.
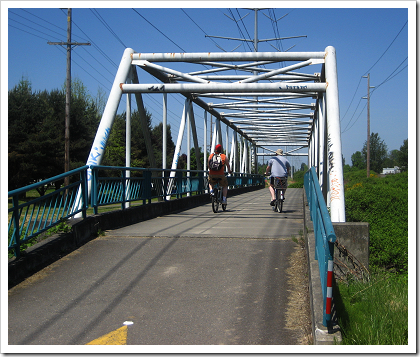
[209,153,223,171]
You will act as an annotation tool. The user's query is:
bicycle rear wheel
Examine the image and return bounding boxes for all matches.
[212,189,219,213]
[275,189,283,213]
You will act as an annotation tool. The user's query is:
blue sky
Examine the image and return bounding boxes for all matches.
[3,1,414,171]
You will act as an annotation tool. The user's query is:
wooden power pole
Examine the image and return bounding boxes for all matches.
[48,8,90,185]
[363,73,374,178]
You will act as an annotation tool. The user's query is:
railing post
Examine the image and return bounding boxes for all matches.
[176,171,183,199]
[121,170,127,210]
[198,171,204,193]
[143,170,152,205]
[91,167,99,215]
[12,195,21,258]
[80,168,88,219]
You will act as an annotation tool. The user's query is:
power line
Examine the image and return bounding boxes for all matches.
[371,57,408,95]
[8,17,63,42]
[341,20,407,124]
[9,10,67,40]
[90,9,127,49]
[181,9,227,52]
[362,21,407,76]
[132,9,186,52]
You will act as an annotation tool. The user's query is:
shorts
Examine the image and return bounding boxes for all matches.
[208,174,228,188]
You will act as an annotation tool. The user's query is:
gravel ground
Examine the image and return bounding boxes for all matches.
[285,240,313,345]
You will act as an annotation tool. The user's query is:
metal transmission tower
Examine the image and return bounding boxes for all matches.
[205,8,307,172]
[48,8,90,185]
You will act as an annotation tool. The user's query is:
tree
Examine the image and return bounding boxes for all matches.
[151,122,175,169]
[362,133,388,173]
[397,139,408,171]
[383,149,400,169]
[101,110,176,172]
[8,79,101,191]
[351,151,365,170]
[9,79,59,190]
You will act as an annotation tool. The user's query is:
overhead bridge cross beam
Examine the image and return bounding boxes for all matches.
[82,46,345,222]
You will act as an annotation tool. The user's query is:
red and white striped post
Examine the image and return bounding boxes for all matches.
[325,258,334,320]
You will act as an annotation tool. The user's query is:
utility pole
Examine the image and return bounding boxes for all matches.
[363,74,374,178]
[48,9,90,185]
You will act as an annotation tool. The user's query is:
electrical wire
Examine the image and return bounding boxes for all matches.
[132,8,186,52]
[181,9,226,52]
[90,9,127,49]
[341,21,407,126]
[362,21,407,77]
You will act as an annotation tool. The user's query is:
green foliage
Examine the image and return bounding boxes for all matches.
[102,111,175,170]
[335,272,408,344]
[345,171,408,272]
[351,151,364,170]
[8,78,100,189]
[288,169,305,188]
[362,133,388,173]
[44,218,72,237]
[397,139,408,171]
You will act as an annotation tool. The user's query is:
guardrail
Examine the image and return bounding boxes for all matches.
[304,166,337,327]
[8,165,264,258]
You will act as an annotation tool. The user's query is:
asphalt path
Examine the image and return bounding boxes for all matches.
[8,188,306,349]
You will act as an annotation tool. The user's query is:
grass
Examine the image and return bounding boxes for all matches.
[335,271,408,344]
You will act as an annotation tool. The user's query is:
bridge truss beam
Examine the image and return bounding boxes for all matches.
[84,47,345,222]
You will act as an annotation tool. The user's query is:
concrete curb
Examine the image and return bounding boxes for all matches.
[303,190,342,345]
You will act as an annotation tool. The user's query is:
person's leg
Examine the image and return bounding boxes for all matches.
[269,185,275,200]
[221,176,228,203]
[208,176,214,194]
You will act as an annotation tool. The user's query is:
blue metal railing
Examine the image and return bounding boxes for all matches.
[8,165,264,257]
[304,166,337,327]
[8,166,89,258]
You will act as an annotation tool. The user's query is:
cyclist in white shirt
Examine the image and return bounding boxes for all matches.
[264,149,291,206]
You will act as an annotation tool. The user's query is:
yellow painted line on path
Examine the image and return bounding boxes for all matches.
[86,321,133,345]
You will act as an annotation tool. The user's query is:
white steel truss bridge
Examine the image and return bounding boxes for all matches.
[85,47,345,222]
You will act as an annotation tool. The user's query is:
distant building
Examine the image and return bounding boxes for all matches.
[382,166,401,175]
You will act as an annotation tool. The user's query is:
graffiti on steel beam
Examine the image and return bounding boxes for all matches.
[147,85,164,92]
[285,85,308,90]
[87,126,111,181]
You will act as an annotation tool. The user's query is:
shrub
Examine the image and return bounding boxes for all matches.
[345,172,408,272]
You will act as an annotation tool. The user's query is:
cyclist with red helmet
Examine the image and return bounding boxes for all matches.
[208,144,232,205]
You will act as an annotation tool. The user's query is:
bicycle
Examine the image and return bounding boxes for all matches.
[210,177,227,213]
[272,176,287,213]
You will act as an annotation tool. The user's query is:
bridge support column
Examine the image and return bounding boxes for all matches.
[325,46,345,222]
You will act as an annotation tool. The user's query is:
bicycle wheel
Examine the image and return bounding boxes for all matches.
[275,189,282,213]
[278,190,283,213]
[272,189,278,212]
[220,189,227,211]
[212,189,219,213]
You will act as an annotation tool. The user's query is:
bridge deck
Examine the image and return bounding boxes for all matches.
[8,188,310,349]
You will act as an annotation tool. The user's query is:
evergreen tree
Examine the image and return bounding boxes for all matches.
[351,151,365,170]
[362,133,388,173]
[397,139,408,171]
[8,79,100,191]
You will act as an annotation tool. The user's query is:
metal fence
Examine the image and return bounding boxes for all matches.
[304,166,337,327]
[8,165,264,258]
